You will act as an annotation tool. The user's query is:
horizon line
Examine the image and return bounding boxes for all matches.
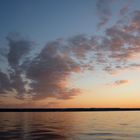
[1,108,140,112]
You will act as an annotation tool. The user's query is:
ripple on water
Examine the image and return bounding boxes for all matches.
[31,133,66,140]
[0,130,66,140]
[1,112,140,140]
[83,132,140,139]
[119,123,129,126]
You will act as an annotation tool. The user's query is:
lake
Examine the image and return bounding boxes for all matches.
[0,111,140,140]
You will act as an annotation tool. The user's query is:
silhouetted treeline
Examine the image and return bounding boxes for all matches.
[0,108,140,112]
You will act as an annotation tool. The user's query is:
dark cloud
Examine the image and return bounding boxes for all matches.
[1,8,140,102]
[6,34,33,99]
[99,11,140,64]
[26,40,82,100]
[0,34,96,101]
[7,33,32,69]
[123,11,140,33]
[0,47,7,61]
[93,9,140,74]
[129,63,140,68]
[96,0,114,28]
[68,35,95,58]
[0,34,32,98]
[120,0,131,16]
[0,71,11,94]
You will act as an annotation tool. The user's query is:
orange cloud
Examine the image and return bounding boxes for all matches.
[113,80,129,86]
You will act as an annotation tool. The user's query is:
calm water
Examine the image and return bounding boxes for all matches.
[0,111,140,140]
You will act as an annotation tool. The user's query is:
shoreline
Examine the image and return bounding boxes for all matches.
[0,108,140,112]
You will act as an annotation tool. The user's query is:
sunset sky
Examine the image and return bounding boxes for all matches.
[0,0,140,108]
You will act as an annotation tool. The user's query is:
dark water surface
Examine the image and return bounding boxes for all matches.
[0,111,140,140]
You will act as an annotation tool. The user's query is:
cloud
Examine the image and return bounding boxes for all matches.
[0,34,32,98]
[113,80,129,86]
[120,0,131,16]
[120,10,140,33]
[96,0,114,28]
[2,8,140,102]
[26,39,84,100]
[99,11,140,64]
[129,63,140,68]
[6,34,33,99]
[68,35,96,58]
[0,34,96,101]
[0,71,11,94]
[106,79,129,86]
[7,33,32,69]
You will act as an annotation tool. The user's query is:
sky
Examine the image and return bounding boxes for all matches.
[0,0,140,108]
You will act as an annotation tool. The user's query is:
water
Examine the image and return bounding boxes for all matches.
[0,111,140,140]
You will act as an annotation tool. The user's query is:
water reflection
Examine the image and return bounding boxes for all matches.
[0,112,69,140]
[0,112,140,140]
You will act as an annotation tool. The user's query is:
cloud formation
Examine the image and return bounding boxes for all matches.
[7,33,31,69]
[113,80,129,86]
[0,71,11,94]
[6,33,33,99]
[96,0,113,28]
[120,0,132,16]
[27,40,82,100]
[1,7,140,101]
